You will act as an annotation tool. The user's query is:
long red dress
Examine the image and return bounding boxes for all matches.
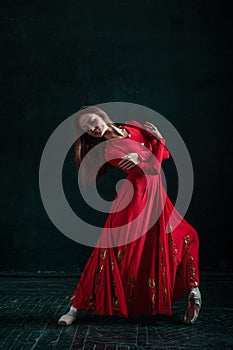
[70,120,200,317]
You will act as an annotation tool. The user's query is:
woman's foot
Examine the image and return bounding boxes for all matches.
[57,306,78,326]
[184,286,202,325]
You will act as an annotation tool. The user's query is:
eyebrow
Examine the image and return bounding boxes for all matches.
[80,115,95,127]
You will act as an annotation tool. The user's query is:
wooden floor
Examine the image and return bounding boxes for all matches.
[0,275,233,349]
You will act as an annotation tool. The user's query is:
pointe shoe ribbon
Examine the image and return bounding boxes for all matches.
[184,286,202,324]
[58,306,78,326]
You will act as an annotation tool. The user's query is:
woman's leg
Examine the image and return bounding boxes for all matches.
[182,229,202,324]
[171,226,202,324]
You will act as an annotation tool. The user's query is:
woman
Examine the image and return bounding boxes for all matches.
[58,105,202,326]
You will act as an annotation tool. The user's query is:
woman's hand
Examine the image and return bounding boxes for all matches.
[143,121,163,140]
[118,153,140,170]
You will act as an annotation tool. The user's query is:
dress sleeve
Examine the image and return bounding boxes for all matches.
[137,138,167,175]
[138,141,170,162]
[162,145,170,159]
[105,138,167,176]
[125,119,170,161]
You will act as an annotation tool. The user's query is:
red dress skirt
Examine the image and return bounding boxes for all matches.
[70,120,200,317]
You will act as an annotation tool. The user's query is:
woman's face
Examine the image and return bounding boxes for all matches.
[79,113,109,138]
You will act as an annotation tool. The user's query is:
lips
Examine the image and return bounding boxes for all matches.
[92,128,101,136]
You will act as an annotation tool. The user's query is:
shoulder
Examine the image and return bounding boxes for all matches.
[124,120,143,128]
[124,120,155,143]
[123,120,145,134]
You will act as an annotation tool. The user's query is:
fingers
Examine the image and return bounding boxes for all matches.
[118,159,135,170]
[122,162,136,170]
[144,121,157,127]
[118,155,128,166]
[144,121,163,140]
[118,155,136,170]
[144,121,158,131]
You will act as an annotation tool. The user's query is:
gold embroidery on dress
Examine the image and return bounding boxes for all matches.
[169,234,181,264]
[111,261,114,271]
[188,253,197,286]
[152,291,156,310]
[159,241,164,251]
[86,249,106,312]
[87,294,96,311]
[184,235,192,245]
[117,249,125,262]
[184,241,198,287]
[94,266,103,287]
[161,254,166,283]
[128,276,136,302]
[160,241,169,313]
[190,278,199,287]
[112,296,120,312]
[149,277,157,311]
[149,277,156,288]
[100,249,107,260]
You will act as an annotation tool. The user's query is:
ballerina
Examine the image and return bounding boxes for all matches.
[58,105,201,326]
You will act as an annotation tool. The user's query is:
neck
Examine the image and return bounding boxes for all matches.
[104,124,128,140]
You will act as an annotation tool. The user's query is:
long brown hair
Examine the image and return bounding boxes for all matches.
[73,105,116,190]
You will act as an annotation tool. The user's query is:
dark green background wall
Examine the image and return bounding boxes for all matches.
[1,0,232,274]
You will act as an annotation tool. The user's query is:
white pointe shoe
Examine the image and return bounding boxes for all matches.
[57,306,78,326]
[184,286,202,325]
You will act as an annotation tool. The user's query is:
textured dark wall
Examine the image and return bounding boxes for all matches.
[1,1,232,273]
